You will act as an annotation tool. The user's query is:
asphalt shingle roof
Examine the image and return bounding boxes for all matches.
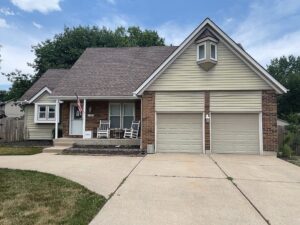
[51,46,178,97]
[20,69,67,101]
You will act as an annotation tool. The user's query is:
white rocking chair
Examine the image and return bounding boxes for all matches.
[123,121,140,139]
[97,120,110,138]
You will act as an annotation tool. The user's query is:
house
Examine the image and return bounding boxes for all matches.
[20,18,287,154]
[0,100,24,118]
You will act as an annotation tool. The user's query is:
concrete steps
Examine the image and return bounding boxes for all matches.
[43,138,77,153]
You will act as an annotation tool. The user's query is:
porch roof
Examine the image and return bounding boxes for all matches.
[51,46,177,97]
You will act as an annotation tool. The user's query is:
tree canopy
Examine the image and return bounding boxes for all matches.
[31,26,165,76]
[267,55,300,118]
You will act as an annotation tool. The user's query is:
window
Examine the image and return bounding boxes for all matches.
[197,43,206,61]
[210,43,217,60]
[109,103,135,129]
[35,104,56,123]
[123,103,134,129]
[110,103,121,128]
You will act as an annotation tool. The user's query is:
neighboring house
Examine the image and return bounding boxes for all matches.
[20,18,287,154]
[0,100,24,118]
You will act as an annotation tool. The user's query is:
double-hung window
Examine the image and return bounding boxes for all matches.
[109,103,135,129]
[35,104,56,123]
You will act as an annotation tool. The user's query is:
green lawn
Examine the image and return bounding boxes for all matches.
[0,147,43,155]
[0,169,106,225]
[285,156,300,167]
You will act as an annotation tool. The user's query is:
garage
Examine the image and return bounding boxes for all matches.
[211,113,260,154]
[156,113,203,153]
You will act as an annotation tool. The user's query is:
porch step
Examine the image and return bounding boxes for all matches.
[53,138,77,147]
[43,146,70,153]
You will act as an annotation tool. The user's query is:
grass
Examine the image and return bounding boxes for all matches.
[284,156,300,167]
[0,147,43,155]
[0,169,106,225]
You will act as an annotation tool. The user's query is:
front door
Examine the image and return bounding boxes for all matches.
[70,103,83,135]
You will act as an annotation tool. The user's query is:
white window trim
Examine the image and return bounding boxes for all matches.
[109,102,135,129]
[34,103,56,123]
[210,42,217,61]
[197,43,206,61]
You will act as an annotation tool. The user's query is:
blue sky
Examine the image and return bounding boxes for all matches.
[1,0,300,90]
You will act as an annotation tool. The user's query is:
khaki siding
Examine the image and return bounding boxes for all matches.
[155,92,204,112]
[24,106,54,140]
[35,92,55,103]
[210,91,262,112]
[147,42,272,91]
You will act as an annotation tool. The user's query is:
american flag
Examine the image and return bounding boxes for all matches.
[75,93,83,115]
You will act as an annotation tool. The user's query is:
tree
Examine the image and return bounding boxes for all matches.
[267,55,300,118]
[30,26,165,77]
[2,70,33,101]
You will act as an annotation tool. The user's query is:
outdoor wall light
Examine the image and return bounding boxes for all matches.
[205,114,210,123]
[88,106,92,113]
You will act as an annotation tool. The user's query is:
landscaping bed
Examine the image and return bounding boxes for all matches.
[0,168,106,225]
[283,156,300,167]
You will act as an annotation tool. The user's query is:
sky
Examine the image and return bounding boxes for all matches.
[1,0,300,90]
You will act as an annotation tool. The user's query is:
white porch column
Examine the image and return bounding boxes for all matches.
[55,99,59,139]
[82,99,86,136]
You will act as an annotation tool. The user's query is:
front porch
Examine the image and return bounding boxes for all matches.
[56,99,141,139]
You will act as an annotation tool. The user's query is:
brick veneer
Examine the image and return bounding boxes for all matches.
[61,100,141,138]
[204,91,210,150]
[141,92,155,150]
[262,90,278,152]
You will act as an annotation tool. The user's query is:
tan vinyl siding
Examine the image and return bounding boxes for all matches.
[24,105,54,140]
[147,41,272,91]
[210,91,262,112]
[155,92,204,112]
[35,92,55,103]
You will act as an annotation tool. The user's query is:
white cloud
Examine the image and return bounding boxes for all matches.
[32,21,42,29]
[156,21,194,46]
[230,0,300,66]
[0,18,9,28]
[10,0,62,14]
[0,7,15,16]
[96,15,130,29]
[106,0,116,4]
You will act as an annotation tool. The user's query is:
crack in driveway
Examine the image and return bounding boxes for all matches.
[209,155,271,225]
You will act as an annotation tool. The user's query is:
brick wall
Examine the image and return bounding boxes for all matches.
[141,92,155,150]
[61,100,140,138]
[262,90,278,152]
[61,102,70,137]
[204,91,210,150]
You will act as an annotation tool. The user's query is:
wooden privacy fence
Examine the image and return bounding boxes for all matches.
[0,118,26,142]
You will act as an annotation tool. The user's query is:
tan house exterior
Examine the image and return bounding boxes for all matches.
[20,18,287,154]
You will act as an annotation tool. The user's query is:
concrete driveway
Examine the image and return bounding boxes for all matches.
[0,153,143,198]
[91,153,300,225]
[0,153,299,225]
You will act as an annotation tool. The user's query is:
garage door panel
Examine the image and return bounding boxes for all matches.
[157,113,203,153]
[211,114,259,154]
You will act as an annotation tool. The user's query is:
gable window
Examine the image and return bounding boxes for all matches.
[197,43,206,61]
[109,103,135,129]
[210,43,217,60]
[35,104,56,123]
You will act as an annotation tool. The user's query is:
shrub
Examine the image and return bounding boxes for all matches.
[280,144,293,158]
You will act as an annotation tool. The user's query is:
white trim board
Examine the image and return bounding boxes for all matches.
[28,87,52,104]
[133,18,287,95]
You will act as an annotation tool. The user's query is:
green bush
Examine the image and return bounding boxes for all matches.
[280,144,293,158]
